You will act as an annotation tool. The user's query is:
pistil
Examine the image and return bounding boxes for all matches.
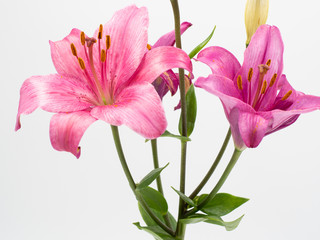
[252,64,269,108]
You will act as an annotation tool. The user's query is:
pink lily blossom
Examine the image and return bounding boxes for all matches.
[195,25,320,150]
[16,5,192,158]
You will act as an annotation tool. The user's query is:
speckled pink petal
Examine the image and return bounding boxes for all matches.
[50,111,97,158]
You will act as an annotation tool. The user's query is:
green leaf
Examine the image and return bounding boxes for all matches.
[145,131,191,142]
[137,187,168,215]
[205,215,244,231]
[198,193,249,216]
[179,84,197,137]
[137,163,169,190]
[133,222,175,240]
[171,187,196,207]
[188,26,216,59]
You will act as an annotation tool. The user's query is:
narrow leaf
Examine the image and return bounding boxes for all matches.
[133,222,175,240]
[171,187,196,207]
[137,163,169,190]
[188,26,216,59]
[205,215,244,231]
[145,130,191,142]
[137,187,168,215]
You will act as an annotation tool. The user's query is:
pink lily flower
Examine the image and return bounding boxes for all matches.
[15,5,192,158]
[195,25,320,150]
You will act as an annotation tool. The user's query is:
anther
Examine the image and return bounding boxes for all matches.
[101,49,106,62]
[248,68,253,82]
[261,80,267,94]
[98,24,103,39]
[78,57,86,70]
[147,44,152,50]
[269,73,277,87]
[281,90,293,101]
[237,75,243,90]
[266,59,271,67]
[70,43,77,57]
[80,32,86,45]
[106,35,111,49]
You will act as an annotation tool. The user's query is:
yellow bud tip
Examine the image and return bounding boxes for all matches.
[78,57,86,70]
[147,44,152,50]
[101,49,106,62]
[80,32,86,45]
[261,80,267,94]
[237,75,243,90]
[269,73,277,87]
[70,43,77,57]
[98,24,103,39]
[281,90,293,101]
[248,68,253,82]
[106,35,111,49]
[266,59,271,67]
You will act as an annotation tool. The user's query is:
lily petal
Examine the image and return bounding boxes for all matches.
[50,111,97,158]
[91,83,167,139]
[15,74,97,131]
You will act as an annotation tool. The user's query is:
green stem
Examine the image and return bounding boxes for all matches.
[189,128,231,200]
[150,139,172,229]
[110,125,174,236]
[185,148,242,217]
[170,0,187,238]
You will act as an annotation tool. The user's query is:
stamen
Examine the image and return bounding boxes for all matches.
[78,58,86,69]
[281,90,293,101]
[248,68,253,82]
[80,32,86,45]
[147,44,152,50]
[266,59,271,67]
[237,75,243,90]
[269,73,277,87]
[261,80,267,94]
[106,35,111,49]
[98,24,103,39]
[70,43,77,57]
[101,49,106,62]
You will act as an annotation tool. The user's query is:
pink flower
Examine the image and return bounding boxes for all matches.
[16,5,192,158]
[195,25,320,150]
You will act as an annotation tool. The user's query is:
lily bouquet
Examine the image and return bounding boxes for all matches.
[15,0,320,239]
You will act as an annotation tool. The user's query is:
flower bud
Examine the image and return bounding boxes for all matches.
[245,0,269,46]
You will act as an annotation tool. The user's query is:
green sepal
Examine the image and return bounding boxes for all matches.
[145,130,191,143]
[133,222,175,240]
[188,26,216,59]
[136,187,168,215]
[137,163,169,190]
[171,187,196,207]
[196,193,249,216]
[179,84,197,137]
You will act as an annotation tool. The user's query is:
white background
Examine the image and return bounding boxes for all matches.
[1,0,320,239]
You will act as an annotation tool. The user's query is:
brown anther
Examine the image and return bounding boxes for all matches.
[147,44,152,50]
[248,68,253,82]
[266,59,271,67]
[269,73,277,87]
[106,35,111,49]
[261,80,267,94]
[281,90,293,101]
[101,49,106,62]
[78,57,86,70]
[237,75,243,90]
[80,32,86,45]
[98,24,103,39]
[70,43,77,57]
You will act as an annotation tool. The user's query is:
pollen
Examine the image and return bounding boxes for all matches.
[147,44,152,50]
[281,90,292,101]
[269,73,277,87]
[78,57,86,70]
[70,43,77,57]
[106,35,111,49]
[80,32,86,45]
[248,67,253,82]
[237,75,243,90]
[98,24,103,39]
[261,80,267,94]
[101,49,106,62]
[266,59,271,67]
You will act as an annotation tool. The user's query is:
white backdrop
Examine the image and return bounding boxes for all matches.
[1,0,320,239]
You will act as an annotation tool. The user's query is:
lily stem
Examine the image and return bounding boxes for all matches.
[150,139,172,229]
[185,148,242,218]
[189,128,231,200]
[170,0,188,238]
[110,125,174,236]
